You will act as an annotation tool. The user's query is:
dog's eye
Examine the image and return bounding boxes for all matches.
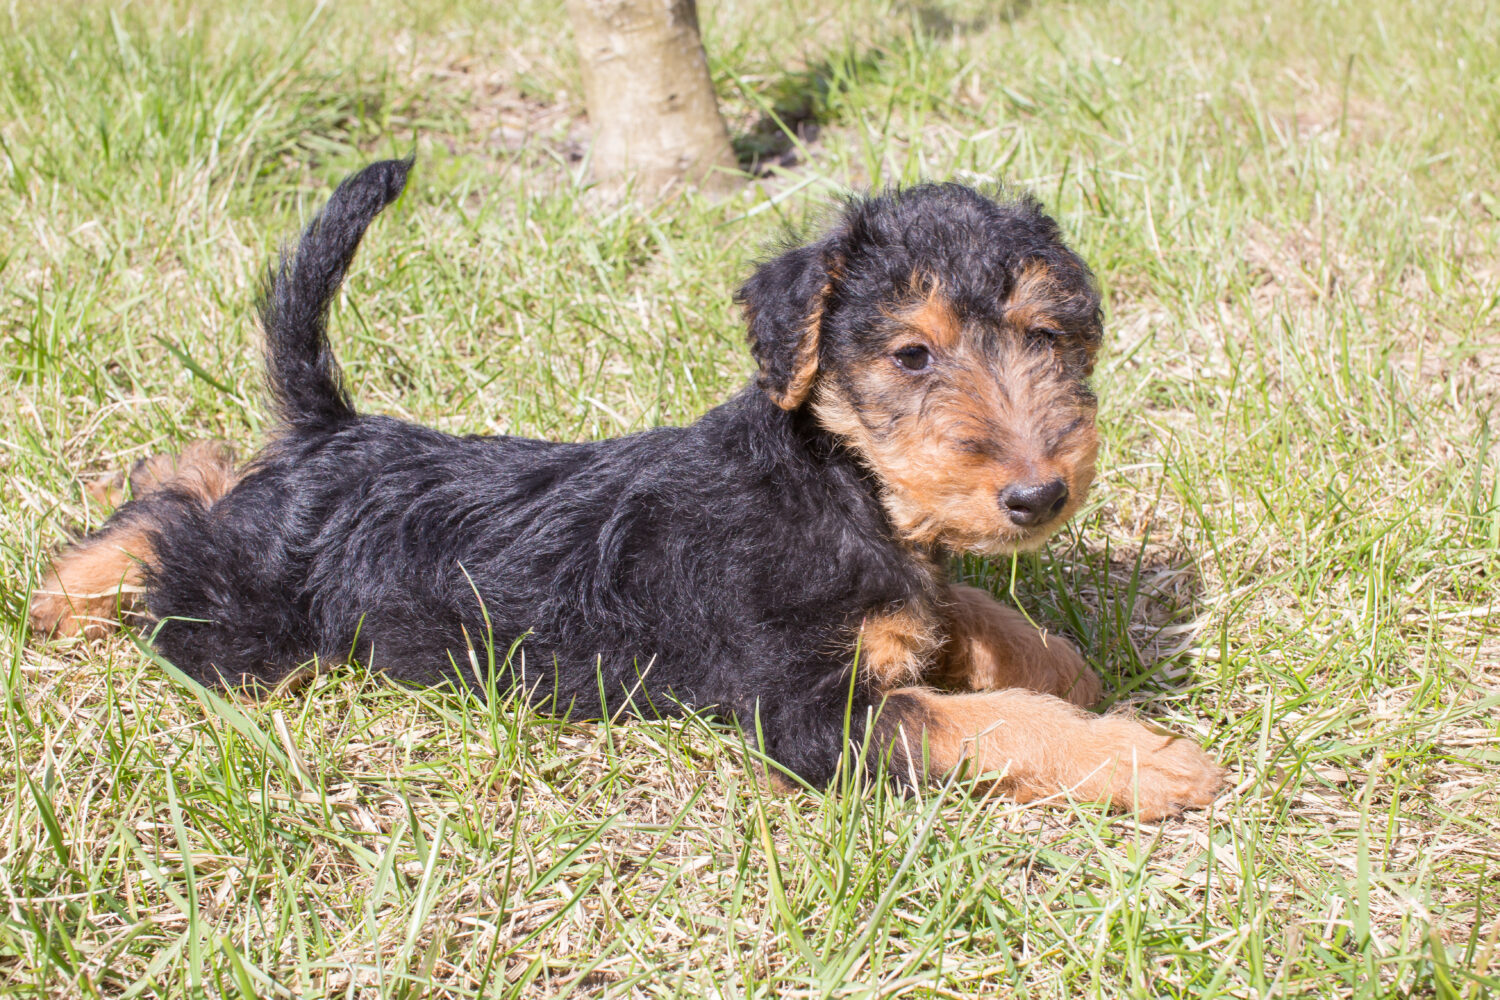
[1031,325,1065,340]
[893,345,932,371]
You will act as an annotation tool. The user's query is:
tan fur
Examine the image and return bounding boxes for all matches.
[30,524,156,639]
[894,282,963,351]
[1004,261,1065,333]
[933,584,1102,706]
[756,763,802,795]
[133,440,239,506]
[82,440,239,511]
[771,281,833,411]
[84,476,126,509]
[813,330,1097,555]
[30,440,239,639]
[812,268,1101,556]
[856,603,944,690]
[884,687,1225,820]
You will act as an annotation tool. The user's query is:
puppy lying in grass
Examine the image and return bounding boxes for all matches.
[33,159,1224,819]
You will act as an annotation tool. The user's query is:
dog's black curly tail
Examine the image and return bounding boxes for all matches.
[258,157,412,428]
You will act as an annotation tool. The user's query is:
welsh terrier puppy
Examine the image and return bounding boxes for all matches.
[32,159,1223,819]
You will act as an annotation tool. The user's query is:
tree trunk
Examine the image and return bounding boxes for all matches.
[565,0,740,196]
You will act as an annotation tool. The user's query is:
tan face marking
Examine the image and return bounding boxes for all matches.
[814,274,1099,555]
[1005,261,1066,334]
[891,280,963,352]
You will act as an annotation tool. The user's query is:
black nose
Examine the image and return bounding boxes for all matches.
[1000,479,1069,526]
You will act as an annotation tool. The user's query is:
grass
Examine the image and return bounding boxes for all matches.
[2,0,1497,995]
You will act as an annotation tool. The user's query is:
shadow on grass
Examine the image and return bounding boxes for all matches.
[957,529,1212,711]
[731,48,887,175]
[907,0,1038,35]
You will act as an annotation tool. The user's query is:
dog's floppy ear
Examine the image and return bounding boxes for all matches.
[736,237,843,410]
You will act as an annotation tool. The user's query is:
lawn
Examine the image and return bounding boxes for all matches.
[2,0,1497,996]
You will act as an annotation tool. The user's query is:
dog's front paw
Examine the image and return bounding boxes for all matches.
[1054,646,1103,708]
[1096,718,1225,820]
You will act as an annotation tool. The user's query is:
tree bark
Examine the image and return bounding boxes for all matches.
[565,0,740,196]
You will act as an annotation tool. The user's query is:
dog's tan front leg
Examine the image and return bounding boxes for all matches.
[931,584,1102,707]
[880,687,1224,820]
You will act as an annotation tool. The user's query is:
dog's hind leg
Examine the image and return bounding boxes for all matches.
[30,512,157,640]
[31,441,238,639]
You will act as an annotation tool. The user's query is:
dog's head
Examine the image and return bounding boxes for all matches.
[738,184,1103,555]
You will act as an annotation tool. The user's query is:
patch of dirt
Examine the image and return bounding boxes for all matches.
[413,56,591,165]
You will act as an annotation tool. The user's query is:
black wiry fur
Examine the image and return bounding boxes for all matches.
[50,161,1106,788]
[259,157,412,428]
